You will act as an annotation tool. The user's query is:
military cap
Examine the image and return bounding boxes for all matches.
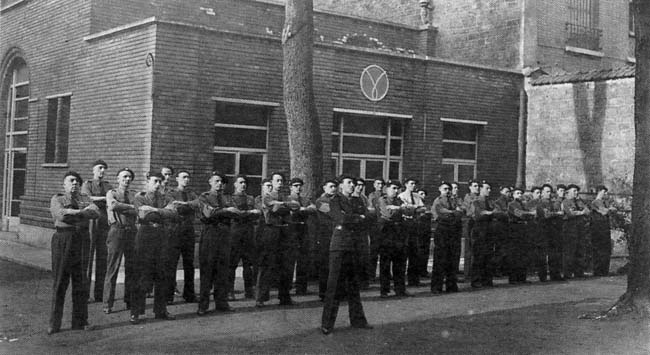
[63,171,83,184]
[556,184,567,191]
[541,183,554,192]
[512,186,525,193]
[531,186,542,192]
[439,181,452,189]
[373,178,386,184]
[147,171,165,180]
[261,178,272,185]
[566,184,580,191]
[323,178,339,186]
[289,177,304,186]
[595,185,608,193]
[386,179,402,188]
[404,177,419,184]
[210,171,228,183]
[336,174,355,184]
[116,167,135,180]
[92,159,108,169]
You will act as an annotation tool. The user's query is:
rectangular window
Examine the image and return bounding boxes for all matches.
[442,122,478,184]
[331,112,403,181]
[566,0,601,51]
[214,101,270,196]
[45,96,70,164]
[629,0,635,34]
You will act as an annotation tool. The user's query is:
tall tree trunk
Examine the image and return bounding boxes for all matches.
[282,0,323,199]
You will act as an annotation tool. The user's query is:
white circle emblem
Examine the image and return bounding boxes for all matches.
[360,65,389,102]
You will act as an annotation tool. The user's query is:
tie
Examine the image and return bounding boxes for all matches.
[182,191,188,202]
[410,193,414,205]
[123,190,130,204]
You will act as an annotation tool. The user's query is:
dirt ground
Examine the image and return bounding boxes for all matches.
[1,258,648,355]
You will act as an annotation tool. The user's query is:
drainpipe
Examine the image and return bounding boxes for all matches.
[515,80,527,188]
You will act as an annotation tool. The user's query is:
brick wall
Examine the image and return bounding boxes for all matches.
[526,78,634,193]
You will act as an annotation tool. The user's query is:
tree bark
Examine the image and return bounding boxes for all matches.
[282,0,323,199]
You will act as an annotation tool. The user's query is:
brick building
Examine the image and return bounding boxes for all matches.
[0,0,521,245]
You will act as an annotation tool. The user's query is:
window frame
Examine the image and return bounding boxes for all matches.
[440,118,485,185]
[44,93,71,164]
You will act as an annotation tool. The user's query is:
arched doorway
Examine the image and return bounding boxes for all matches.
[2,58,29,230]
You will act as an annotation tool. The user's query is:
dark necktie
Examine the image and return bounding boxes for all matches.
[181,191,188,202]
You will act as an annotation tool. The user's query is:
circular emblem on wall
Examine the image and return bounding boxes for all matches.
[145,53,154,67]
[360,65,389,102]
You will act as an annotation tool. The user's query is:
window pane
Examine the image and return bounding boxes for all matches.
[343,115,387,136]
[12,134,28,148]
[342,136,385,155]
[215,127,267,149]
[13,119,28,132]
[14,99,28,118]
[55,97,70,163]
[442,142,476,160]
[240,154,263,176]
[458,165,476,183]
[390,119,403,137]
[443,123,476,142]
[331,135,340,154]
[365,160,384,180]
[216,104,267,126]
[332,114,341,133]
[342,159,361,177]
[331,158,338,177]
[13,152,26,169]
[15,85,29,98]
[12,169,25,198]
[45,99,58,163]
[441,164,455,183]
[389,161,400,180]
[389,139,402,157]
[213,153,236,175]
[246,177,262,197]
[10,201,20,217]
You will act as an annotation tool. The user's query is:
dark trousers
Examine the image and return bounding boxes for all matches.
[131,225,169,317]
[365,222,381,281]
[229,223,256,297]
[417,221,432,278]
[562,219,587,278]
[471,222,496,285]
[492,220,509,276]
[507,223,528,282]
[404,220,421,286]
[529,221,548,281]
[463,219,474,280]
[591,219,611,276]
[321,250,368,330]
[379,223,407,295]
[102,225,136,309]
[198,223,231,311]
[167,223,196,302]
[50,229,88,330]
[431,223,460,291]
[317,224,333,299]
[255,225,296,303]
[87,221,108,301]
[544,220,564,280]
[290,223,311,293]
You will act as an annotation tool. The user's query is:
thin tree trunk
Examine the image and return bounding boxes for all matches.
[282,0,323,199]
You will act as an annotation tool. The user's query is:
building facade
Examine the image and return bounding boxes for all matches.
[0,0,521,246]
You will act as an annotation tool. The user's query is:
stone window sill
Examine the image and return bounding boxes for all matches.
[565,46,604,58]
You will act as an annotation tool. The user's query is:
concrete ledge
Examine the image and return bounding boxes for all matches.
[17,224,53,250]
[0,237,51,271]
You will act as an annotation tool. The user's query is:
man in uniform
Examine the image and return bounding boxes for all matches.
[103,168,137,314]
[365,178,384,283]
[416,188,432,279]
[320,175,372,335]
[287,177,317,295]
[537,184,565,281]
[398,178,426,287]
[352,178,371,289]
[315,179,339,300]
[228,175,260,300]
[253,178,273,302]
[450,182,464,278]
[430,182,463,293]
[166,170,199,304]
[462,180,480,281]
[197,172,238,315]
[48,171,99,335]
[590,185,615,276]
[470,181,496,288]
[377,180,411,297]
[527,186,546,281]
[81,159,112,303]
[506,187,536,284]
[492,186,511,277]
[130,172,180,324]
[256,172,300,307]
[561,184,590,279]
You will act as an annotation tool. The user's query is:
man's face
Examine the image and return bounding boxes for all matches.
[262,181,273,194]
[63,175,80,194]
[513,190,523,200]
[405,180,416,192]
[532,189,541,200]
[290,182,303,195]
[323,182,337,196]
[176,172,190,188]
[340,178,355,195]
[272,174,283,191]
[373,180,384,192]
[354,181,365,194]
[500,187,510,197]
[386,184,399,198]
[117,171,132,188]
[557,188,566,198]
[541,187,552,199]
[439,185,449,197]
[417,190,426,199]
[233,177,247,193]
[451,184,459,196]
[146,176,162,193]
[480,184,491,197]
[161,168,173,184]
[567,188,578,199]
[469,182,479,194]
[93,164,106,179]
[209,175,224,191]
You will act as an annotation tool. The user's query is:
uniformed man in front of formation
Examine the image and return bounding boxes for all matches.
[352,179,372,289]
[470,181,496,288]
[526,186,546,282]
[166,170,199,304]
[228,175,260,301]
[561,184,590,279]
[449,182,464,278]
[398,178,426,287]
[320,175,372,335]
[103,168,137,315]
[430,181,463,293]
[537,184,565,281]
[48,171,100,335]
[81,159,112,303]
[492,186,511,277]
[130,172,180,324]
[506,187,536,284]
[287,177,317,295]
[590,185,615,276]
[365,178,384,284]
[315,179,339,301]
[377,180,411,298]
[197,172,237,315]
[462,180,480,281]
[416,188,432,279]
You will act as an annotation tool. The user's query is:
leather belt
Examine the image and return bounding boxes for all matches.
[55,226,77,232]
